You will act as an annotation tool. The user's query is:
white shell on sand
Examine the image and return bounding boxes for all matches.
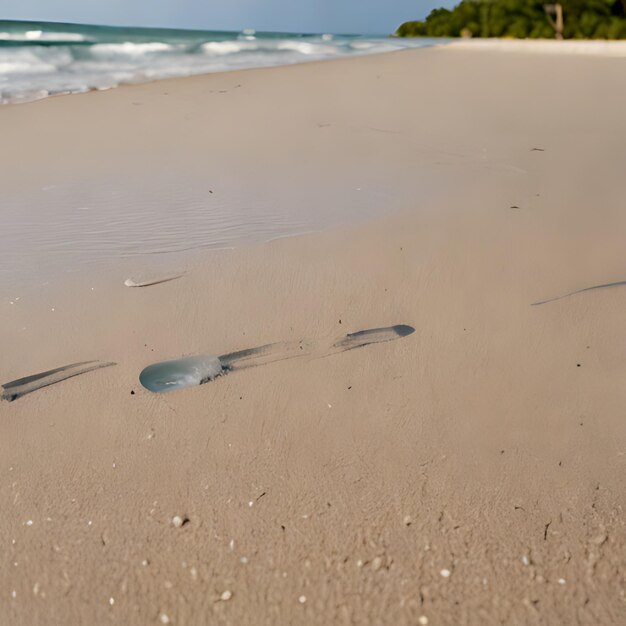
[124,274,183,288]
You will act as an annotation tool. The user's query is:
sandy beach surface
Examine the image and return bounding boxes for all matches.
[1,44,626,625]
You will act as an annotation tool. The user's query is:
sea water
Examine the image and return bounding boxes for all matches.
[0,20,438,104]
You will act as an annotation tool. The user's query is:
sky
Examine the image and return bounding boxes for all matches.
[0,0,457,35]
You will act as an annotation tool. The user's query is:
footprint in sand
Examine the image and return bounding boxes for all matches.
[139,324,415,394]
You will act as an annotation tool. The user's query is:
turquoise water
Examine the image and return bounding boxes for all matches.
[0,20,439,103]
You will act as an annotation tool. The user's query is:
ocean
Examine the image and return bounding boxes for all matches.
[0,20,437,104]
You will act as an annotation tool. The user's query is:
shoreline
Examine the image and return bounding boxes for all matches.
[0,46,422,111]
[2,45,626,624]
[7,34,626,110]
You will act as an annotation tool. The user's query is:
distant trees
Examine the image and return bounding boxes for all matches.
[395,0,626,39]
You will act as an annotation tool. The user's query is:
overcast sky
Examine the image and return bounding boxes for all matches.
[0,0,457,35]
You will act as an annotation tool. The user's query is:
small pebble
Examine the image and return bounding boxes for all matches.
[172,516,184,528]
[220,590,232,601]
[109,597,115,605]
[25,520,33,526]
[558,578,566,585]
[522,555,530,566]
[240,556,248,564]
[418,617,429,626]
[298,595,307,604]
[403,515,412,526]
[371,557,383,571]
[11,590,16,599]
[440,568,451,578]
[248,501,254,507]
[159,614,170,624]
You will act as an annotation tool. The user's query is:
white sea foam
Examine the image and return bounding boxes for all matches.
[0,30,91,43]
[276,41,332,55]
[201,41,256,55]
[90,42,175,56]
[0,60,57,74]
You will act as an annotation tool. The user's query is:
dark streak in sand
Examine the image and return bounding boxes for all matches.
[532,279,626,306]
[2,361,116,402]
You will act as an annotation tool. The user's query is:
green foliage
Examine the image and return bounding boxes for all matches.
[395,0,626,39]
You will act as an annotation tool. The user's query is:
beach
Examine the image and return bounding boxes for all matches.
[1,43,626,624]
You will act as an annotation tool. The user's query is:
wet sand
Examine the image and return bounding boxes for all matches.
[1,45,626,624]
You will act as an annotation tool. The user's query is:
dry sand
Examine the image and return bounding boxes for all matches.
[1,45,626,624]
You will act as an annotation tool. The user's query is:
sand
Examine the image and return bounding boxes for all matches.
[1,44,626,624]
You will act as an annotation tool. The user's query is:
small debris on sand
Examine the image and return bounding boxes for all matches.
[403,515,412,526]
[418,617,429,625]
[220,590,232,601]
[172,516,184,528]
[440,568,451,578]
[124,274,183,288]
[298,595,307,604]
[159,613,170,624]
[371,557,383,571]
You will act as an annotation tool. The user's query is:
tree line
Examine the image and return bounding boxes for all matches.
[396,0,626,39]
